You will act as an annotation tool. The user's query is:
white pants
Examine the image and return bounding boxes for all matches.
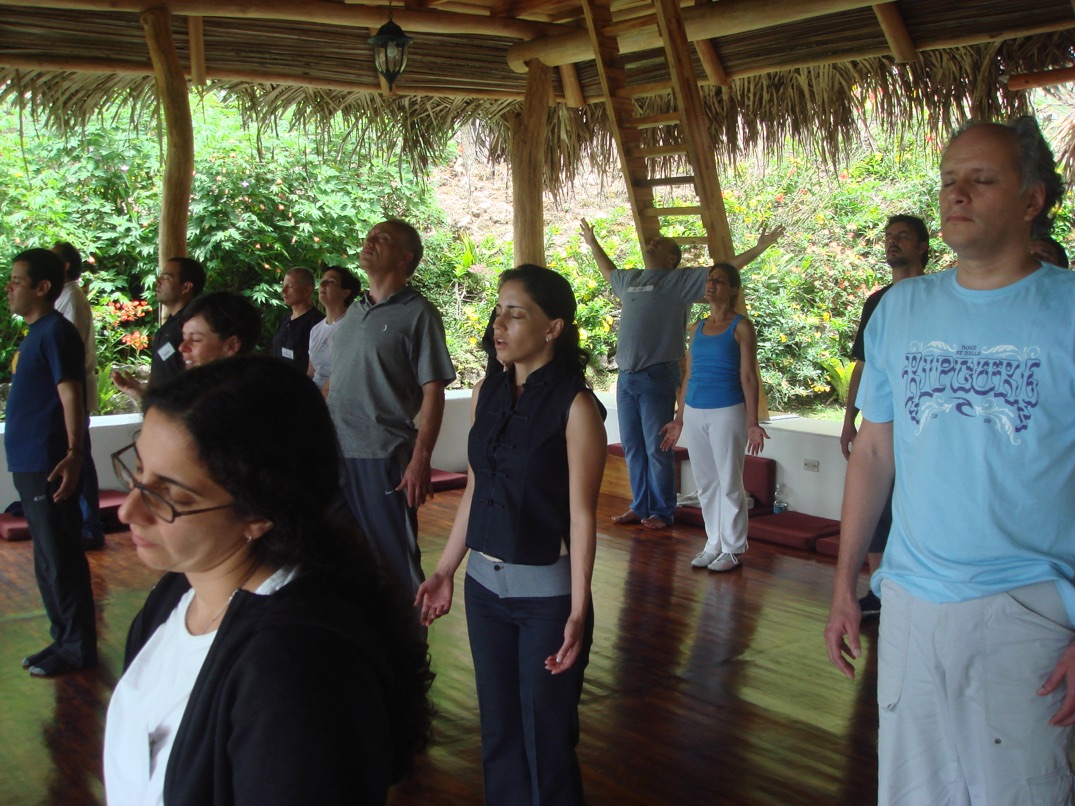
[681,403,748,556]
[878,580,1074,806]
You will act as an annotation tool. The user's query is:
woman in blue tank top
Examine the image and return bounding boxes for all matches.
[660,263,768,572]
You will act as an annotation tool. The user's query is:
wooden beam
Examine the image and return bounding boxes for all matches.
[694,39,728,86]
[652,0,733,262]
[0,56,537,100]
[141,6,193,268]
[873,2,918,63]
[20,0,566,41]
[511,59,550,266]
[558,62,584,107]
[508,0,875,71]
[1004,65,1075,91]
[187,16,206,86]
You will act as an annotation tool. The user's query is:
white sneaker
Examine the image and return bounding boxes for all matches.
[691,550,720,568]
[707,552,741,572]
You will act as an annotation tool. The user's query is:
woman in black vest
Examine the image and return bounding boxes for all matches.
[416,265,606,805]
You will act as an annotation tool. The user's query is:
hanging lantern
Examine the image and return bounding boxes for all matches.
[370,18,413,91]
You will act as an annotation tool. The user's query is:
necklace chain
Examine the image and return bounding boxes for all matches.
[186,560,261,636]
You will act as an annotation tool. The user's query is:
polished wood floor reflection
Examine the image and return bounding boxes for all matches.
[0,491,879,805]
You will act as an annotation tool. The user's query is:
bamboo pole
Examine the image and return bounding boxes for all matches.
[187,16,206,85]
[141,6,194,269]
[558,63,584,107]
[1004,65,1075,91]
[872,3,918,63]
[510,59,551,267]
[22,0,563,40]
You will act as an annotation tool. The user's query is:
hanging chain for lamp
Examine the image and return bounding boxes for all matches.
[370,0,413,91]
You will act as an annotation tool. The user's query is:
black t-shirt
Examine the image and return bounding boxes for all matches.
[150,304,191,386]
[850,285,891,363]
[271,307,324,371]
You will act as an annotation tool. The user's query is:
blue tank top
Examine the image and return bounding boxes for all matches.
[684,315,745,409]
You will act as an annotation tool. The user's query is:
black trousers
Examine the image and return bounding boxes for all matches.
[14,472,97,667]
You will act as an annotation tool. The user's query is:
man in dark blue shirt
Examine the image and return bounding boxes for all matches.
[5,248,97,677]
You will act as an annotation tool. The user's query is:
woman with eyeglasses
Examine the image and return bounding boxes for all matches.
[178,291,261,369]
[103,356,433,805]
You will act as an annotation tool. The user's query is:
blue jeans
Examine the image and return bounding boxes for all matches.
[465,573,592,806]
[617,361,680,522]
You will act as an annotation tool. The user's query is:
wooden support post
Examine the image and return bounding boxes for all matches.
[694,38,729,86]
[510,59,551,267]
[141,6,194,268]
[188,16,206,85]
[558,63,585,107]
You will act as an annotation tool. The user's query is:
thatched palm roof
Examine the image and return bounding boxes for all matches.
[1,0,1074,189]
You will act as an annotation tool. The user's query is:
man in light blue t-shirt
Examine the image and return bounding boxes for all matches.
[580,220,781,531]
[825,118,1075,803]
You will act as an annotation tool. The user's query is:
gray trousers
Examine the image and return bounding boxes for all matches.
[339,456,424,600]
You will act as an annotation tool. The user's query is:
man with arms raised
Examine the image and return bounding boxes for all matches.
[825,118,1075,803]
[111,256,205,399]
[839,215,930,616]
[328,220,455,598]
[579,220,782,530]
[6,248,97,676]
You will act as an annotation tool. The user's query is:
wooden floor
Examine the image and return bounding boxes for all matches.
[0,491,879,805]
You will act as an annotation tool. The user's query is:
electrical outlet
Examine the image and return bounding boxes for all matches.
[804,458,820,472]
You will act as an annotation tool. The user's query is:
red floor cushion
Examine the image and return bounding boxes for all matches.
[430,468,467,492]
[0,513,31,541]
[815,535,841,557]
[743,455,776,515]
[748,511,841,550]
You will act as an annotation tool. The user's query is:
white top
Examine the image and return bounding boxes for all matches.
[55,280,99,413]
[308,315,345,389]
[104,566,298,806]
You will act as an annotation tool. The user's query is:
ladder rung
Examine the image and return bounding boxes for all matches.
[636,175,696,188]
[643,206,704,217]
[675,236,711,245]
[636,144,688,157]
[627,111,681,129]
[616,80,673,98]
[603,13,658,37]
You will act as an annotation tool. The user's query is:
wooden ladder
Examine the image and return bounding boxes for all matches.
[581,0,733,262]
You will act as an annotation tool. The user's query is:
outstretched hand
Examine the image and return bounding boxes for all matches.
[823,596,863,680]
[579,218,596,246]
[746,424,769,456]
[757,224,786,250]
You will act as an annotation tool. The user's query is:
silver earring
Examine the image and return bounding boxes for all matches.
[545,336,551,342]
[245,535,252,543]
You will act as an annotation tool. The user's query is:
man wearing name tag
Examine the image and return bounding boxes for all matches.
[111,257,205,398]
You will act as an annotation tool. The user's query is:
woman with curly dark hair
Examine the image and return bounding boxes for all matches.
[104,355,433,805]
[417,264,606,805]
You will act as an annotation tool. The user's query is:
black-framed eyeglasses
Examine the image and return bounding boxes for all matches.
[111,441,234,524]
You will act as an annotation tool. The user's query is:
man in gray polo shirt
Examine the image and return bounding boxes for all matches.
[327,219,456,598]
[580,220,782,530]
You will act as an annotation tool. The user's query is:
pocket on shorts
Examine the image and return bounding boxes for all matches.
[1026,768,1074,805]
[877,583,909,712]
[985,594,1075,746]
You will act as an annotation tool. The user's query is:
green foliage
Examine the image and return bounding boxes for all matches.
[1,95,1073,418]
[818,356,856,405]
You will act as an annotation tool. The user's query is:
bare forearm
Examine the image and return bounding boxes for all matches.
[57,380,85,454]
[414,381,446,457]
[834,420,894,599]
[843,362,864,426]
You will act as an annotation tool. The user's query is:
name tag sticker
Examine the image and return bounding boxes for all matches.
[282,348,295,360]
[157,342,176,361]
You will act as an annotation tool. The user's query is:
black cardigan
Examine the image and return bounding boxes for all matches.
[122,572,395,805]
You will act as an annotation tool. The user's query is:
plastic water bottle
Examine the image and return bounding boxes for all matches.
[773,484,788,514]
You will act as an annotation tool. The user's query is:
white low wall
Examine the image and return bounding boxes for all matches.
[437,389,848,521]
[0,413,142,509]
[0,394,848,523]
